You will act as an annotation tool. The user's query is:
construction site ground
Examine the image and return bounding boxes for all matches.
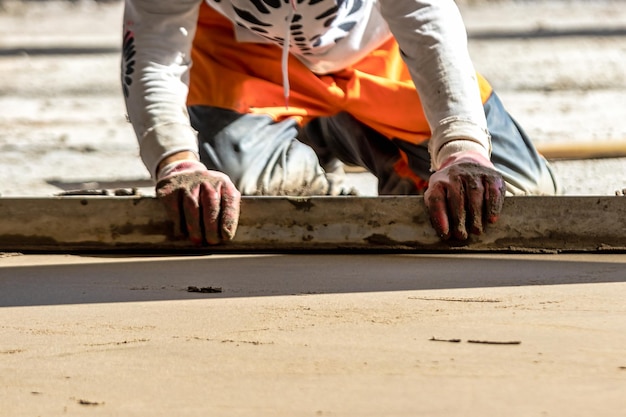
[1,1,626,416]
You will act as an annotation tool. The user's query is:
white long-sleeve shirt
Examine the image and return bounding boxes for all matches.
[122,0,491,178]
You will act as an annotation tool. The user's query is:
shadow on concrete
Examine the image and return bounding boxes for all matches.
[468,27,626,40]
[0,46,120,57]
[1,254,625,307]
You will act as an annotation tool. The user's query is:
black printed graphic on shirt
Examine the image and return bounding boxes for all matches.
[208,0,364,55]
[122,30,136,98]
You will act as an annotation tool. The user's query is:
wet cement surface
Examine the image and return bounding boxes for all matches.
[1,253,625,416]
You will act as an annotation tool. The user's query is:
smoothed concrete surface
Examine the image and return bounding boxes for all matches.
[1,253,625,416]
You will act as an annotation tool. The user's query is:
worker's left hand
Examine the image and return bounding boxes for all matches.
[424,151,506,241]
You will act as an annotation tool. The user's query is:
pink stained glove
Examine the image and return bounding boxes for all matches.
[424,151,506,241]
[156,160,241,245]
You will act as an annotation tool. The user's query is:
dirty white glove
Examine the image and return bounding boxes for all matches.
[424,150,506,241]
[156,160,241,245]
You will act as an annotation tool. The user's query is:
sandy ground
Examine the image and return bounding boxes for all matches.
[1,1,626,416]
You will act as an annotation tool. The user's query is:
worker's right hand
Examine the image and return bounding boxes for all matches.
[156,159,241,245]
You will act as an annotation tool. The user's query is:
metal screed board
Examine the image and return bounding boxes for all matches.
[0,196,625,253]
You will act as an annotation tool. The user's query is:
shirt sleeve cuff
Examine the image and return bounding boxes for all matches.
[428,116,492,171]
[138,122,200,178]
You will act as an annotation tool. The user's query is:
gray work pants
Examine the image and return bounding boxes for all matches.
[189,92,560,196]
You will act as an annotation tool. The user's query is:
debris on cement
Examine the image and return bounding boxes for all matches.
[467,339,522,345]
[56,188,141,196]
[429,337,522,345]
[76,399,104,406]
[187,286,223,293]
[430,337,462,343]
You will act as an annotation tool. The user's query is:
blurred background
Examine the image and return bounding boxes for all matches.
[0,0,625,196]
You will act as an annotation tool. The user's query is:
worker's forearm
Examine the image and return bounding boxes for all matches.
[379,0,491,170]
[122,0,203,178]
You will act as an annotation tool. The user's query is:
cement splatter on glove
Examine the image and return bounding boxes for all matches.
[424,151,506,241]
[156,160,241,245]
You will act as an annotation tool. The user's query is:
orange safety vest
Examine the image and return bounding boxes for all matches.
[187,4,493,188]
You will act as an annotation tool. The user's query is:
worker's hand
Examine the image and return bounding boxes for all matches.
[156,159,241,245]
[424,151,506,241]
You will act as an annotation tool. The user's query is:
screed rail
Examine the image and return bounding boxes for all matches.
[0,196,625,253]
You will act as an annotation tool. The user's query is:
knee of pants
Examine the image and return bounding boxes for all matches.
[192,109,331,196]
[485,93,561,196]
[246,139,331,196]
[501,160,562,196]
